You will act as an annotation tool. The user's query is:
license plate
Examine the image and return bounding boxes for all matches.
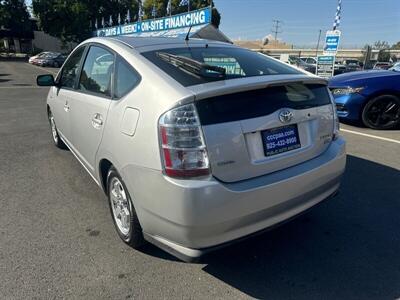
[261,124,301,157]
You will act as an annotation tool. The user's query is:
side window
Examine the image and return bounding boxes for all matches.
[114,56,141,99]
[79,46,115,97]
[59,47,85,89]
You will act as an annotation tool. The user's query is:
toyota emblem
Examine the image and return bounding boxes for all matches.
[279,109,294,124]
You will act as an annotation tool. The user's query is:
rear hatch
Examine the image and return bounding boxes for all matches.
[189,75,335,183]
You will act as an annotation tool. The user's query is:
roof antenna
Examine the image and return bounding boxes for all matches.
[185,25,193,41]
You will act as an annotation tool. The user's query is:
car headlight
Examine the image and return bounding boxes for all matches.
[331,87,364,95]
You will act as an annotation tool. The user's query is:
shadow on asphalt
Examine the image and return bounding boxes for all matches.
[140,155,400,299]
[340,119,400,130]
[340,118,364,128]
[200,155,400,299]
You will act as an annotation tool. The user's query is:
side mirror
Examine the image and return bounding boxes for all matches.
[37,74,56,87]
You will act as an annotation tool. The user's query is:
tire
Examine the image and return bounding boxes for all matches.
[361,95,400,130]
[107,167,146,248]
[48,110,68,149]
[53,61,60,68]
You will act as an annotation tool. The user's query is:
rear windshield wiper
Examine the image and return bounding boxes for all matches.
[157,52,226,79]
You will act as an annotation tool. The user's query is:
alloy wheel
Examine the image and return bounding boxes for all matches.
[109,177,131,236]
[363,96,400,129]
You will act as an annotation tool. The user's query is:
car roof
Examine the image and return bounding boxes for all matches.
[100,36,233,50]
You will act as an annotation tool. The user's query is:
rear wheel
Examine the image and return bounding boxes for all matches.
[107,167,146,248]
[48,110,67,149]
[361,95,400,129]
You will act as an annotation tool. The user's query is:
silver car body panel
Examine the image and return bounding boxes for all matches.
[46,36,346,261]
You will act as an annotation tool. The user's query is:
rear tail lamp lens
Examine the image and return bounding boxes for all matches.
[159,104,210,178]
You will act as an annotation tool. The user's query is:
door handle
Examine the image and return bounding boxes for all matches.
[92,113,103,128]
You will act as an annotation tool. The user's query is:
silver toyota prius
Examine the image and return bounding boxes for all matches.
[37,36,346,262]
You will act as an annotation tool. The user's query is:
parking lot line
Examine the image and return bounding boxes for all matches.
[341,128,400,145]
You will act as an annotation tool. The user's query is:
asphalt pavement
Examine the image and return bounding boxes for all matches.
[0,61,399,299]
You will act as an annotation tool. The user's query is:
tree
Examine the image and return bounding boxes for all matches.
[0,0,33,38]
[391,41,400,50]
[373,40,390,50]
[143,0,221,28]
[371,40,390,62]
[32,0,139,44]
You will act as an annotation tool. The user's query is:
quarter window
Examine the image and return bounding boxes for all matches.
[79,46,115,97]
[114,56,141,98]
[59,47,85,89]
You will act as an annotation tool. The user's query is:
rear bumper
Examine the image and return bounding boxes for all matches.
[122,137,346,262]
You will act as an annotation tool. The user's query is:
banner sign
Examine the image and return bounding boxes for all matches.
[317,55,336,78]
[323,30,341,55]
[95,7,211,38]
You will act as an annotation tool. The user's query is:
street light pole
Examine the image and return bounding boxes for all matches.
[315,29,322,57]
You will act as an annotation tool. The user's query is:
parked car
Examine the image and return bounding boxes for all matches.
[35,52,66,68]
[289,56,316,73]
[342,59,362,72]
[37,37,346,262]
[373,62,393,70]
[389,62,400,71]
[329,68,400,129]
[334,61,347,75]
[28,52,51,64]
[300,57,317,66]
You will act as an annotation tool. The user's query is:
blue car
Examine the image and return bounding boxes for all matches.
[329,68,400,129]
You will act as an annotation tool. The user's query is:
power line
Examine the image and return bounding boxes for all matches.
[271,19,283,40]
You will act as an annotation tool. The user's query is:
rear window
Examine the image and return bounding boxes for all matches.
[195,83,331,125]
[141,47,300,86]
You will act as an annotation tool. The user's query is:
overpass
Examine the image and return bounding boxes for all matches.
[251,48,400,60]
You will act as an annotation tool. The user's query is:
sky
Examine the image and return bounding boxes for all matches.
[25,0,399,48]
[213,0,400,48]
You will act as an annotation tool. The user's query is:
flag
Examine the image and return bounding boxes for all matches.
[179,0,190,11]
[151,4,157,18]
[126,9,131,23]
[166,0,172,16]
[333,0,342,31]
[118,13,121,25]
[101,17,105,28]
[138,1,144,21]
[109,15,113,26]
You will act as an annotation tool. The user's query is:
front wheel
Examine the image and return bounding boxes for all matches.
[48,110,68,149]
[107,167,146,248]
[361,95,400,129]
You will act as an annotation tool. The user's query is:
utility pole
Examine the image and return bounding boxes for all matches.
[315,29,322,57]
[271,20,283,41]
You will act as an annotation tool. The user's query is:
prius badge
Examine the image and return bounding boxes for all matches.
[279,109,294,124]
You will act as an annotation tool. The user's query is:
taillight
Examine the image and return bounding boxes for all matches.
[332,103,340,141]
[329,89,340,141]
[159,104,210,178]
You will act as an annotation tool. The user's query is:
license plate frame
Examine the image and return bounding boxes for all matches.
[261,124,301,157]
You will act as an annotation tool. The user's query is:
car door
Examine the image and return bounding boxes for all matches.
[68,45,115,174]
[51,46,86,146]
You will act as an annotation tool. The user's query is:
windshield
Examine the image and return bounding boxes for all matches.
[142,46,301,87]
